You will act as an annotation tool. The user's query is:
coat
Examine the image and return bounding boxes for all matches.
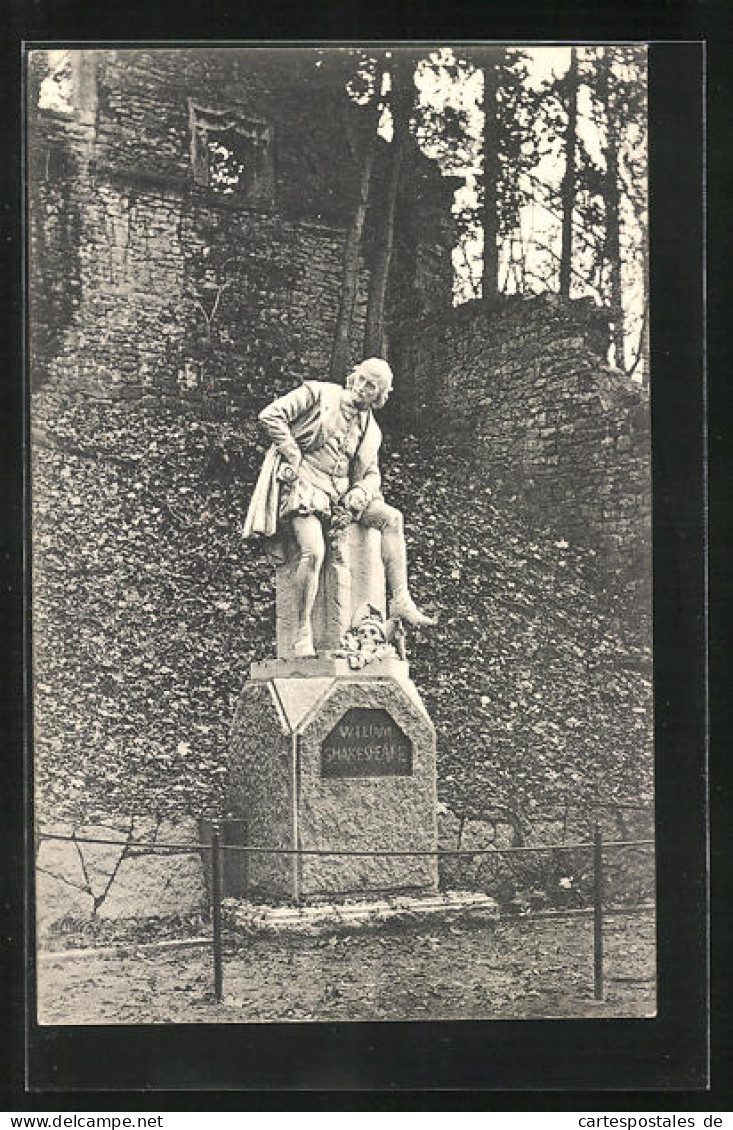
[243,380,383,559]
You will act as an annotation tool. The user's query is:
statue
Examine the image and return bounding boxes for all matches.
[336,602,403,669]
[243,358,436,658]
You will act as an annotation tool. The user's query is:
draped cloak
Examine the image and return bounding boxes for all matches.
[243,380,383,564]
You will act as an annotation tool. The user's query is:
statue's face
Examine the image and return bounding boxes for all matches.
[357,623,385,649]
[351,370,390,409]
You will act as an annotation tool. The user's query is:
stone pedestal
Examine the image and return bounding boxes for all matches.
[227,659,438,902]
[275,524,385,656]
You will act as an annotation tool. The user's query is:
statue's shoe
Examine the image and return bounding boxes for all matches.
[291,635,316,658]
[389,595,438,627]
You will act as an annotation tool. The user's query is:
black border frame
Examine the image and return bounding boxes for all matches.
[2,13,718,1105]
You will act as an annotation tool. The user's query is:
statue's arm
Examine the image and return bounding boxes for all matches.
[258,384,317,472]
[350,427,381,504]
[351,457,381,503]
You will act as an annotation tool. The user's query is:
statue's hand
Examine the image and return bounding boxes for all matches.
[275,438,302,483]
[343,487,367,517]
[276,462,298,484]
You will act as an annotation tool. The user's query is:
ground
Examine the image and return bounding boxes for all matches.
[37,909,655,1025]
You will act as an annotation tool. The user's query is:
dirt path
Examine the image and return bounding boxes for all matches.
[37,910,655,1025]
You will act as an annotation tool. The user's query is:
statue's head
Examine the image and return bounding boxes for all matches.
[346,357,394,410]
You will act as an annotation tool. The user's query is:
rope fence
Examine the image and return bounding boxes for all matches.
[35,831,653,856]
[36,823,654,1004]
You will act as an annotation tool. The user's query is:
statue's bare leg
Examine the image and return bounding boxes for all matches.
[361,501,436,626]
[290,514,326,656]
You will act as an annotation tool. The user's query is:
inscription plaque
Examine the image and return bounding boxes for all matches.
[321,708,413,778]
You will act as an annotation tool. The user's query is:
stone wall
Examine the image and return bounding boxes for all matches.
[35,815,208,934]
[29,143,369,400]
[28,48,375,398]
[34,802,652,936]
[28,49,458,399]
[393,294,651,576]
[45,48,364,226]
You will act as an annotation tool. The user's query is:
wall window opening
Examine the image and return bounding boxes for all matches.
[189,101,274,205]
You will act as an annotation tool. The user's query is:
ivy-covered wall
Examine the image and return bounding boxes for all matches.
[32,384,652,833]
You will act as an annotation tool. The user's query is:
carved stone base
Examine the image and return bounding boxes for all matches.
[226,891,499,936]
[227,671,438,902]
[250,653,411,683]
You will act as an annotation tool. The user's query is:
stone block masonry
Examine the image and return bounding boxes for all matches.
[394,294,651,579]
[35,816,207,934]
[28,47,374,400]
[87,49,365,228]
[29,158,369,401]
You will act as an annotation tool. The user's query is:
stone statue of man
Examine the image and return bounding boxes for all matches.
[243,357,435,657]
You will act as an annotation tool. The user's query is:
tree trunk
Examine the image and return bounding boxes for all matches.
[559,47,579,298]
[605,122,625,366]
[481,49,502,308]
[330,68,383,381]
[364,62,412,359]
[600,53,625,367]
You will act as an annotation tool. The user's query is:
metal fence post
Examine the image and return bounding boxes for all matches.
[211,826,223,1003]
[593,821,604,1000]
